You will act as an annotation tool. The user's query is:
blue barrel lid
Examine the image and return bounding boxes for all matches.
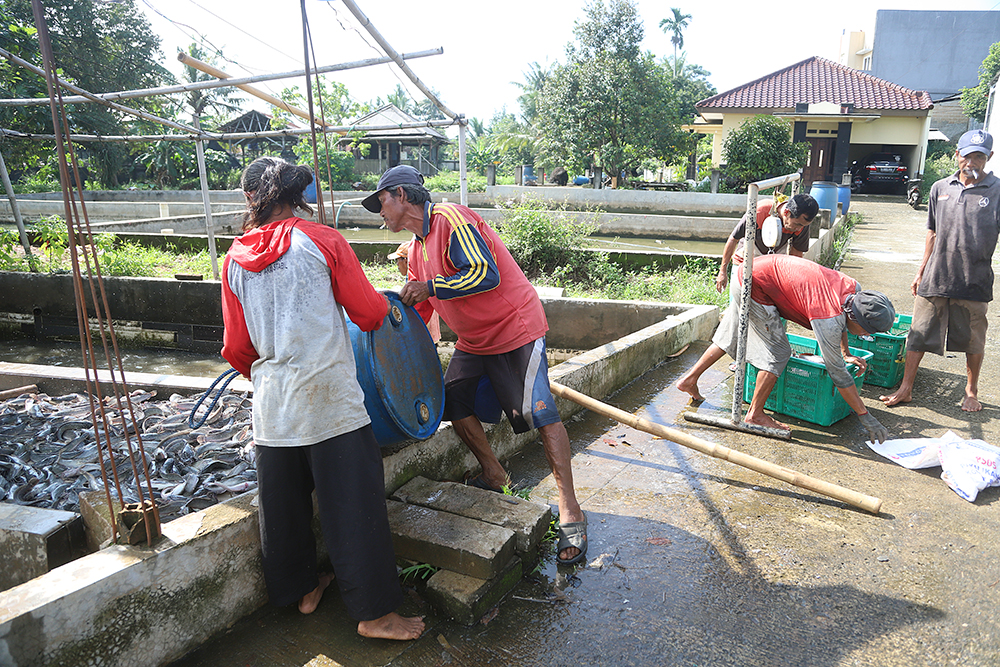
[349,292,444,442]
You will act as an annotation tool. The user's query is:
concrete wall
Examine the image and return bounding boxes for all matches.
[0,272,715,353]
[2,188,745,240]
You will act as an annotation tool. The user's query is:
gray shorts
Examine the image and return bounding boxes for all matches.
[907,296,988,355]
[712,286,792,376]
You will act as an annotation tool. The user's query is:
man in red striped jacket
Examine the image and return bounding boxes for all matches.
[364,165,588,566]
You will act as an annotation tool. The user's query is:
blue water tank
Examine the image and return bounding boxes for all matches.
[837,184,851,215]
[809,181,839,217]
[573,175,590,186]
[345,292,444,447]
[523,165,536,182]
[304,175,317,204]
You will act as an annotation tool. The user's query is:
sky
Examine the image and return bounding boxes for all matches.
[136,0,1000,132]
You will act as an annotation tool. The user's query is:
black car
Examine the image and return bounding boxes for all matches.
[851,153,908,194]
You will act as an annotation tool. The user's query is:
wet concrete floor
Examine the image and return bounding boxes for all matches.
[172,196,1000,667]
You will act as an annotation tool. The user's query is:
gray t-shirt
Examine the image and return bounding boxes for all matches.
[919,171,1000,303]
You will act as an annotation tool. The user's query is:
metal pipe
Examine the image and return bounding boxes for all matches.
[0,46,204,137]
[0,149,34,268]
[0,49,443,106]
[1,118,461,143]
[193,117,220,280]
[458,120,468,206]
[338,0,459,121]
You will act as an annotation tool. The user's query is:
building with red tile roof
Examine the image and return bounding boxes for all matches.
[690,57,933,187]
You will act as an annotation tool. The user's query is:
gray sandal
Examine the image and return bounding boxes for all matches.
[556,515,588,566]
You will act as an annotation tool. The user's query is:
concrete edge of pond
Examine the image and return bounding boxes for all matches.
[0,303,718,667]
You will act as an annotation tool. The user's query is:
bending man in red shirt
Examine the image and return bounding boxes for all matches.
[364,165,588,566]
[677,254,894,442]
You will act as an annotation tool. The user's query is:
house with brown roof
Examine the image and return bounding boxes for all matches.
[691,56,933,187]
[337,104,449,176]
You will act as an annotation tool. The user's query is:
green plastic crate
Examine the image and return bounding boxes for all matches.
[846,313,911,388]
[742,332,873,426]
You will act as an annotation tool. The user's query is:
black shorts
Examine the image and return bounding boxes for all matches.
[443,337,562,433]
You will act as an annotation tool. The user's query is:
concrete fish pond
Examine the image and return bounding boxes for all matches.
[0,287,717,667]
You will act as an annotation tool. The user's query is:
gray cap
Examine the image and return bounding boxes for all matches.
[850,290,895,334]
[362,165,424,213]
[957,130,993,157]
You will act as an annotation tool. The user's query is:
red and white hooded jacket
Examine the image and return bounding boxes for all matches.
[221,217,388,447]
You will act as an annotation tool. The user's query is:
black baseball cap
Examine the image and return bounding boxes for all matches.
[362,165,424,213]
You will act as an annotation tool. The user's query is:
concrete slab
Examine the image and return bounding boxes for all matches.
[391,477,551,557]
[424,556,523,626]
[0,504,87,592]
[0,492,266,667]
[386,499,515,580]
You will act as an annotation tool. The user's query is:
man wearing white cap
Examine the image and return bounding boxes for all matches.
[882,130,1000,412]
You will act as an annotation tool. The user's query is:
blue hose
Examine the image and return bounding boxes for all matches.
[189,368,242,429]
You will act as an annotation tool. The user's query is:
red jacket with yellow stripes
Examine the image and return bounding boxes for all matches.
[408,202,548,355]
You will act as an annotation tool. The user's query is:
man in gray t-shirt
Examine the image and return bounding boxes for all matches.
[881,130,1000,412]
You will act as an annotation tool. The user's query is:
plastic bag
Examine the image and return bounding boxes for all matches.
[867,430,1000,502]
[938,431,1000,502]
[866,435,942,469]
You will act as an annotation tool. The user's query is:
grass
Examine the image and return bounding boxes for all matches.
[817,212,860,271]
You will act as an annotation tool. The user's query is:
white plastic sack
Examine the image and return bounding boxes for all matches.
[938,432,1000,502]
[865,435,943,469]
[867,430,1000,502]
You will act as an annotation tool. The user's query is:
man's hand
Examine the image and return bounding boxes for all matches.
[910,273,921,297]
[844,354,868,377]
[399,280,431,306]
[857,411,889,444]
[715,269,728,293]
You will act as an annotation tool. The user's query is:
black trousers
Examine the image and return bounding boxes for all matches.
[255,425,402,621]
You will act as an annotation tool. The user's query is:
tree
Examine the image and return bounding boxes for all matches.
[514,61,552,125]
[722,115,809,188]
[536,0,694,182]
[659,8,691,77]
[0,0,171,187]
[961,42,1000,122]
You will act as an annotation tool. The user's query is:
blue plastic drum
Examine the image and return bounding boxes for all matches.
[809,181,839,217]
[345,292,444,447]
[837,184,851,215]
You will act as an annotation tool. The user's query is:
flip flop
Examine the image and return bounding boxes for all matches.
[464,474,503,494]
[556,514,588,566]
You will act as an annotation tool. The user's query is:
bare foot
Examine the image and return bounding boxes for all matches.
[962,395,982,412]
[298,573,334,614]
[357,611,425,640]
[880,388,912,407]
[744,412,790,431]
[676,373,704,401]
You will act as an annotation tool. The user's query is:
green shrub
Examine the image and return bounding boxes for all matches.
[423,170,488,193]
[920,152,957,202]
[496,199,598,280]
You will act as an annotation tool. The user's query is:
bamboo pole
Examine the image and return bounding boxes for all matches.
[0,385,37,400]
[176,52,344,135]
[549,381,883,514]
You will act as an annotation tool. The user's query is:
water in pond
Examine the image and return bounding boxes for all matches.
[0,339,232,378]
[333,227,726,256]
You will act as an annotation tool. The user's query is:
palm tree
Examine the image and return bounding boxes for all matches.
[659,8,692,76]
